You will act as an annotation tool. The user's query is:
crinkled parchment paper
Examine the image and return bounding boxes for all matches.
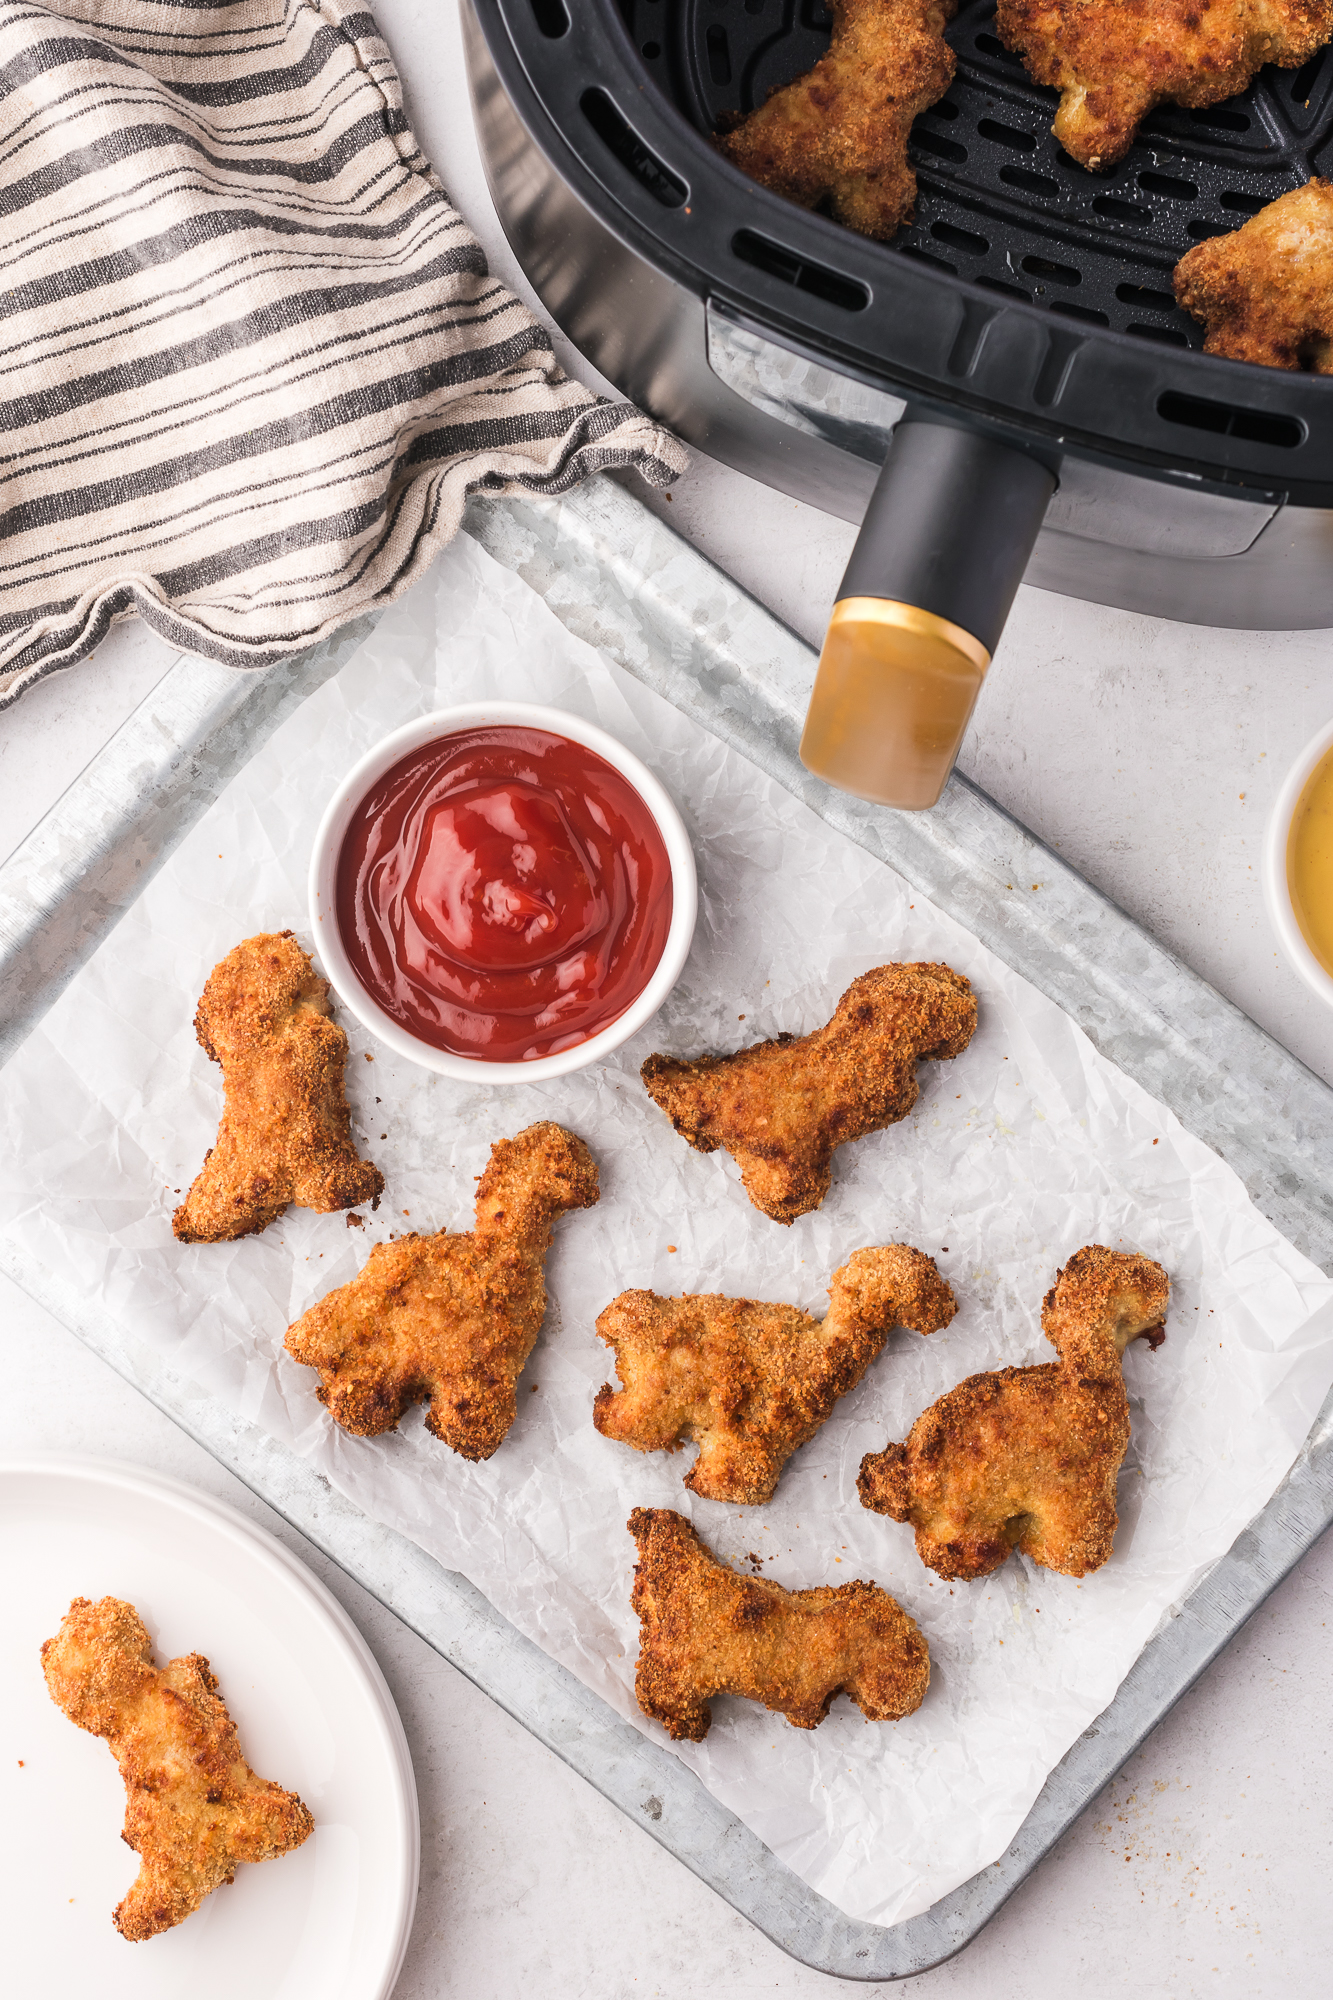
[3,533,1332,1927]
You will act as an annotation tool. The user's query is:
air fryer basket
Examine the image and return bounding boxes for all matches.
[475,0,1333,502]
[626,0,1333,360]
[468,0,1333,802]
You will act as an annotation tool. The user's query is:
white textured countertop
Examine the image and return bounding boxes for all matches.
[2,4,1331,1994]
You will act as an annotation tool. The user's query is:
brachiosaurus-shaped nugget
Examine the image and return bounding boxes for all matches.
[173,931,383,1243]
[42,1596,313,1940]
[285,1122,598,1459]
[858,1244,1170,1580]
[628,1508,930,1740]
[641,962,977,1225]
[595,1246,955,1504]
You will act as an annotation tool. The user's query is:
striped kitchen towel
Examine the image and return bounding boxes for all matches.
[0,0,686,709]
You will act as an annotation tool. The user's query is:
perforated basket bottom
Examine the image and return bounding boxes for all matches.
[622,0,1333,347]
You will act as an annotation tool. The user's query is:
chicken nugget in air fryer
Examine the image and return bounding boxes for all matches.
[717,0,958,241]
[998,0,1333,170]
[1175,177,1333,370]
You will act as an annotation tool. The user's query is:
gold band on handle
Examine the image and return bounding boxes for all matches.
[830,597,991,674]
[799,597,993,812]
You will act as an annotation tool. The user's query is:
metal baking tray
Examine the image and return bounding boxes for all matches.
[2,473,1331,1980]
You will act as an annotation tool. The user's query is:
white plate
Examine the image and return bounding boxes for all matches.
[0,1455,418,1998]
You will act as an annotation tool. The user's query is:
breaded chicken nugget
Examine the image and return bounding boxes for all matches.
[1175,177,1333,368]
[999,0,1333,169]
[173,931,383,1243]
[717,0,958,240]
[858,1244,1170,1579]
[285,1122,598,1459]
[629,1508,930,1740]
[641,962,976,1225]
[42,1596,312,1940]
[595,1245,955,1503]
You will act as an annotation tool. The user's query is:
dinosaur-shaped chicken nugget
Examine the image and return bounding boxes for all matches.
[173,930,383,1243]
[641,962,976,1225]
[42,1596,313,1940]
[629,1508,930,1740]
[717,0,958,241]
[998,0,1333,171]
[285,1121,598,1459]
[1175,179,1333,372]
[595,1245,955,1504]
[858,1244,1170,1579]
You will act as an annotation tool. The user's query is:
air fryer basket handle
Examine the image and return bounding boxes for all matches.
[800,419,1057,811]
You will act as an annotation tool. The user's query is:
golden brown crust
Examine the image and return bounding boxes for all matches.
[858,1244,1170,1580]
[998,0,1333,169]
[41,1596,313,1941]
[628,1508,930,1740]
[641,962,976,1225]
[716,0,958,241]
[1174,177,1333,368]
[172,931,384,1243]
[595,1246,955,1504]
[285,1122,599,1459]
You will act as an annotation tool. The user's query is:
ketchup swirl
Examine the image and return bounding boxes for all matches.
[335,726,674,1061]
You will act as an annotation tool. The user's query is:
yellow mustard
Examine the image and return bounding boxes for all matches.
[1288,743,1333,977]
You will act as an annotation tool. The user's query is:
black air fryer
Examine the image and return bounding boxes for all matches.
[464,0,1333,805]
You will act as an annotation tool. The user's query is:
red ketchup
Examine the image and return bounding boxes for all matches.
[335,726,674,1061]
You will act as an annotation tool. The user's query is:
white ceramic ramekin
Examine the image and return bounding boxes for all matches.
[308,703,698,1080]
[1262,715,1333,1011]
